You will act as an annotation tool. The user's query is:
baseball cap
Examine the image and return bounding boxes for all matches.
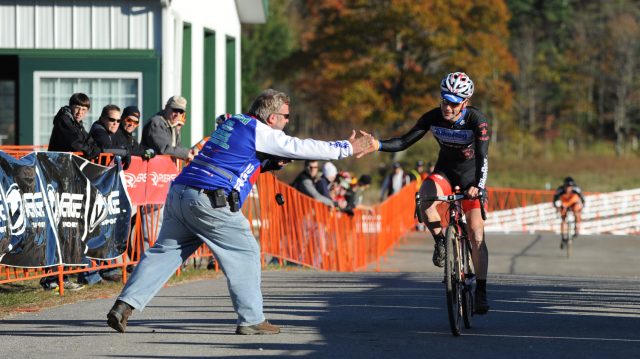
[441,91,464,104]
[392,162,402,169]
[166,95,187,111]
[416,160,424,167]
[121,106,141,120]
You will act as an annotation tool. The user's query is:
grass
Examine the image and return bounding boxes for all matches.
[0,259,307,320]
[0,265,221,320]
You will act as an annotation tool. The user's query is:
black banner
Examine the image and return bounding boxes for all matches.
[0,151,132,267]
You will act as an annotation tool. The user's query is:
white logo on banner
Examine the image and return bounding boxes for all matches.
[123,172,147,188]
[5,184,26,236]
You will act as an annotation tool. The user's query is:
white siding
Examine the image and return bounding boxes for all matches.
[169,0,243,142]
[0,2,16,47]
[16,2,35,48]
[54,1,73,48]
[0,0,158,49]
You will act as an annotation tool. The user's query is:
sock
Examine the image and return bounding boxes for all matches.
[433,232,445,244]
[476,279,487,293]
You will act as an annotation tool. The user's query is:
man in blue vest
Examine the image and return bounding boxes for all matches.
[107,89,373,335]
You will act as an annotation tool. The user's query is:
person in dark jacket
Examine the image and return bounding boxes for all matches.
[89,104,131,170]
[47,93,100,160]
[114,106,155,160]
[141,95,194,161]
[291,160,334,207]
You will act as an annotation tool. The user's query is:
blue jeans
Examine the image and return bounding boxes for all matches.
[117,183,264,326]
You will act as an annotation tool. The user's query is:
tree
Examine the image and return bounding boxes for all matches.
[282,0,517,140]
[241,0,297,111]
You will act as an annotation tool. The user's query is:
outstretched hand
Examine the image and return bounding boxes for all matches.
[348,130,379,158]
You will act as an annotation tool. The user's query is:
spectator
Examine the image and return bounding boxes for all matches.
[409,160,429,188]
[379,162,411,201]
[140,96,194,249]
[290,160,334,206]
[316,161,338,201]
[43,92,102,291]
[114,106,155,160]
[89,104,131,170]
[48,93,100,160]
[345,174,374,213]
[80,104,131,285]
[141,95,194,162]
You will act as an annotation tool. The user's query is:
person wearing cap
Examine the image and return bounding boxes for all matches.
[106,89,373,335]
[361,72,491,315]
[379,161,411,201]
[141,95,194,162]
[553,177,586,248]
[115,106,155,160]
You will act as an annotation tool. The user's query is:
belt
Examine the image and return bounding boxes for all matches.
[190,186,239,212]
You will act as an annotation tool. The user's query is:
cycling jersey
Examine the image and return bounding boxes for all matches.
[379,106,489,189]
[553,185,585,208]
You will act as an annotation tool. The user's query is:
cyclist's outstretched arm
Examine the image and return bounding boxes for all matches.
[378,127,427,152]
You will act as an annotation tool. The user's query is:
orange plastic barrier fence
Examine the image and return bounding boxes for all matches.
[2,147,566,294]
[255,173,417,271]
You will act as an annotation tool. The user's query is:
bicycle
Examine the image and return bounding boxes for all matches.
[560,210,576,258]
[417,189,486,336]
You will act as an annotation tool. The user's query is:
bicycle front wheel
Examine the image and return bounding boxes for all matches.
[444,224,462,336]
[461,235,474,329]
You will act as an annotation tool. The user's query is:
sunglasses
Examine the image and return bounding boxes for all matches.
[125,118,140,126]
[107,118,121,123]
[441,99,465,108]
[273,113,290,119]
[308,166,318,169]
[172,108,185,114]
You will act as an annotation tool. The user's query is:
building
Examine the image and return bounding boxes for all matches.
[0,0,267,147]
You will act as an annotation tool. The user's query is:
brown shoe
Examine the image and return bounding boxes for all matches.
[107,300,133,333]
[235,320,280,335]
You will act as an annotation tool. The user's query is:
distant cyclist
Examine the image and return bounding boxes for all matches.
[553,177,585,248]
[361,72,491,314]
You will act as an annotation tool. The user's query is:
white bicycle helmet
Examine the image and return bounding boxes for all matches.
[440,72,474,102]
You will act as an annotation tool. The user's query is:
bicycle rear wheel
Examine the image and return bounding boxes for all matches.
[444,224,463,336]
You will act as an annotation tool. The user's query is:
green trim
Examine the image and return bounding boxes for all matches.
[17,53,160,144]
[203,30,216,137]
[180,24,192,148]
[263,0,269,18]
[226,36,236,114]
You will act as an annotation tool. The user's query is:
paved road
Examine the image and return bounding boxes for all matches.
[1,233,639,358]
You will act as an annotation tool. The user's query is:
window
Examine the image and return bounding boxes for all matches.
[0,80,16,145]
[34,71,142,146]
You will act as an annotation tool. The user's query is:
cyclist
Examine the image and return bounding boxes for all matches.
[363,72,490,314]
[553,176,585,248]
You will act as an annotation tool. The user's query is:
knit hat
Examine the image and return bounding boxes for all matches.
[322,162,338,181]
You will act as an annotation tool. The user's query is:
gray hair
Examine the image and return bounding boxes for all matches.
[247,89,290,122]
